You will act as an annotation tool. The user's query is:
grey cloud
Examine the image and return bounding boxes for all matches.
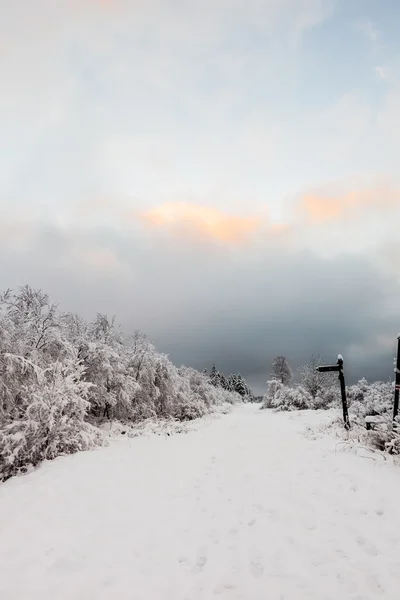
[0,224,398,395]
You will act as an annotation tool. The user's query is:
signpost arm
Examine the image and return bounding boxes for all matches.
[393,335,400,421]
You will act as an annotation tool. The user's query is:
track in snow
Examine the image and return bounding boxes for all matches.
[1,405,400,599]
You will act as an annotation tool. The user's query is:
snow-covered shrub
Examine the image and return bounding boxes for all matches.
[346,378,369,406]
[173,394,207,421]
[277,386,312,411]
[180,367,213,406]
[260,379,281,409]
[347,380,394,419]
[0,357,105,481]
[371,418,400,454]
[261,380,312,411]
[311,388,339,410]
[214,387,243,405]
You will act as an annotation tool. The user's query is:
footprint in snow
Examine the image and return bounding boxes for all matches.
[356,535,379,557]
[249,558,264,579]
[194,554,207,573]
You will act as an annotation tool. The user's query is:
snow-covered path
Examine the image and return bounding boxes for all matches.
[1,405,400,600]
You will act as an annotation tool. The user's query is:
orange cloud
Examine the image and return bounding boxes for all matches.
[299,196,342,222]
[140,202,261,244]
[298,185,400,223]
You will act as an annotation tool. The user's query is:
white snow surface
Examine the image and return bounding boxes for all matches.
[1,405,400,600]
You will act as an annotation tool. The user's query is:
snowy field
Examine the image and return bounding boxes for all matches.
[1,405,400,600]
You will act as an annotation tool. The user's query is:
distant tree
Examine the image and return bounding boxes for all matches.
[220,373,228,390]
[298,354,330,399]
[272,356,292,386]
[225,373,254,400]
[228,373,238,392]
[210,364,222,388]
[234,374,246,397]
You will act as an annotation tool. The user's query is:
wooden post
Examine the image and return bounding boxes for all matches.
[393,335,400,421]
[317,354,350,429]
[337,356,350,430]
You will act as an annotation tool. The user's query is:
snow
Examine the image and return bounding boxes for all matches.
[337,354,343,361]
[1,405,400,600]
[364,415,382,423]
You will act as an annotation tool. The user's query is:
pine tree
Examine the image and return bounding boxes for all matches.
[226,373,254,399]
[210,364,222,388]
[220,374,228,390]
[234,374,247,397]
[228,374,238,392]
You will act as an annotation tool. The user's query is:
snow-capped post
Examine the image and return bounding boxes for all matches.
[393,334,400,421]
[316,355,350,430]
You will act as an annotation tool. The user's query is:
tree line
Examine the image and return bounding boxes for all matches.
[204,365,255,401]
[0,286,243,480]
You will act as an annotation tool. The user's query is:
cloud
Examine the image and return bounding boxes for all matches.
[374,65,396,83]
[1,1,400,392]
[0,177,398,395]
[140,203,262,244]
[0,219,36,249]
[63,245,125,274]
[297,184,400,223]
[356,18,379,44]
[82,0,116,8]
[75,0,333,36]
[0,215,398,394]
[289,182,400,284]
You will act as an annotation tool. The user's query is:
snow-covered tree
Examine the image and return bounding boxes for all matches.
[222,373,254,400]
[0,287,71,417]
[220,373,228,390]
[0,354,105,480]
[272,356,292,385]
[0,285,244,480]
[210,364,222,388]
[228,373,238,392]
[298,355,332,399]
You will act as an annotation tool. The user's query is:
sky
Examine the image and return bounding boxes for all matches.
[1,0,400,393]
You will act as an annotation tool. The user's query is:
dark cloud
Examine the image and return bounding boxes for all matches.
[1,223,398,395]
